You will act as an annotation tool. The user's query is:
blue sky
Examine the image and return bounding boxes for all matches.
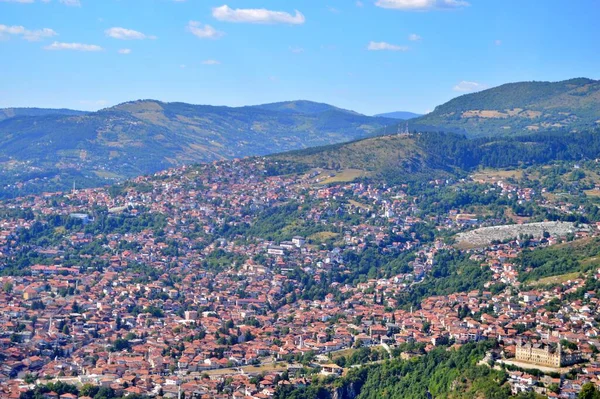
[1,0,599,115]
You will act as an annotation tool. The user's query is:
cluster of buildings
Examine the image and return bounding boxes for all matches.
[0,158,599,398]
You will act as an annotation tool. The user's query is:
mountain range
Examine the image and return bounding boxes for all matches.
[1,77,599,198]
[409,77,600,136]
[374,111,422,120]
[0,100,394,198]
[0,107,87,122]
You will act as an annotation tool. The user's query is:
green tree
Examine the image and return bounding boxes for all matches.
[579,383,600,399]
[3,281,13,293]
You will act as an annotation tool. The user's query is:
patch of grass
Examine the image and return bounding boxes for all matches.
[530,272,580,286]
[348,199,370,210]
[93,170,123,179]
[320,169,366,184]
[329,348,359,360]
[308,231,339,243]
[471,168,523,183]
[584,189,600,197]
[581,255,600,268]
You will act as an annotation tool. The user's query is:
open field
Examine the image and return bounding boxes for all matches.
[553,236,594,250]
[580,255,600,268]
[329,348,359,360]
[584,189,600,197]
[471,169,524,183]
[93,170,123,179]
[530,272,580,286]
[308,231,339,242]
[319,169,366,184]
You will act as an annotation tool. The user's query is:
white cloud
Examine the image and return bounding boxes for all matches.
[186,21,224,39]
[44,41,103,51]
[367,41,409,51]
[375,0,469,11]
[105,27,155,40]
[408,33,422,41]
[494,39,502,46]
[356,1,364,7]
[0,0,35,3]
[453,81,487,92]
[0,24,57,41]
[327,5,340,14]
[118,48,131,54]
[202,59,220,65]
[212,5,305,25]
[289,46,304,54]
[59,0,81,6]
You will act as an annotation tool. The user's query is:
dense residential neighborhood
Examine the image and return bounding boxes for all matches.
[1,157,600,399]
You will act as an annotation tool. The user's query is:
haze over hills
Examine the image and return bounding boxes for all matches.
[0,107,88,122]
[0,99,393,198]
[1,77,599,198]
[375,111,423,120]
[409,78,600,136]
[250,100,360,115]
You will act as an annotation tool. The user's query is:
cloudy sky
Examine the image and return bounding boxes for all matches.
[1,0,599,114]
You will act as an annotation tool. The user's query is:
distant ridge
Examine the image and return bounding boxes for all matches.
[408,77,600,137]
[375,111,423,120]
[0,107,88,122]
[3,77,599,197]
[251,100,360,115]
[0,99,393,198]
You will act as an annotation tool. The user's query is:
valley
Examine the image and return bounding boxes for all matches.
[3,128,600,398]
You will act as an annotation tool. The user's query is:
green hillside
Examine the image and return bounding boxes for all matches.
[410,78,600,137]
[0,100,393,198]
[272,135,446,182]
[272,129,600,184]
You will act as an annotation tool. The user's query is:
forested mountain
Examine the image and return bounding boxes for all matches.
[409,78,600,137]
[0,100,393,198]
[375,111,422,120]
[273,129,600,184]
[0,107,88,122]
[2,77,599,198]
[250,100,359,115]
